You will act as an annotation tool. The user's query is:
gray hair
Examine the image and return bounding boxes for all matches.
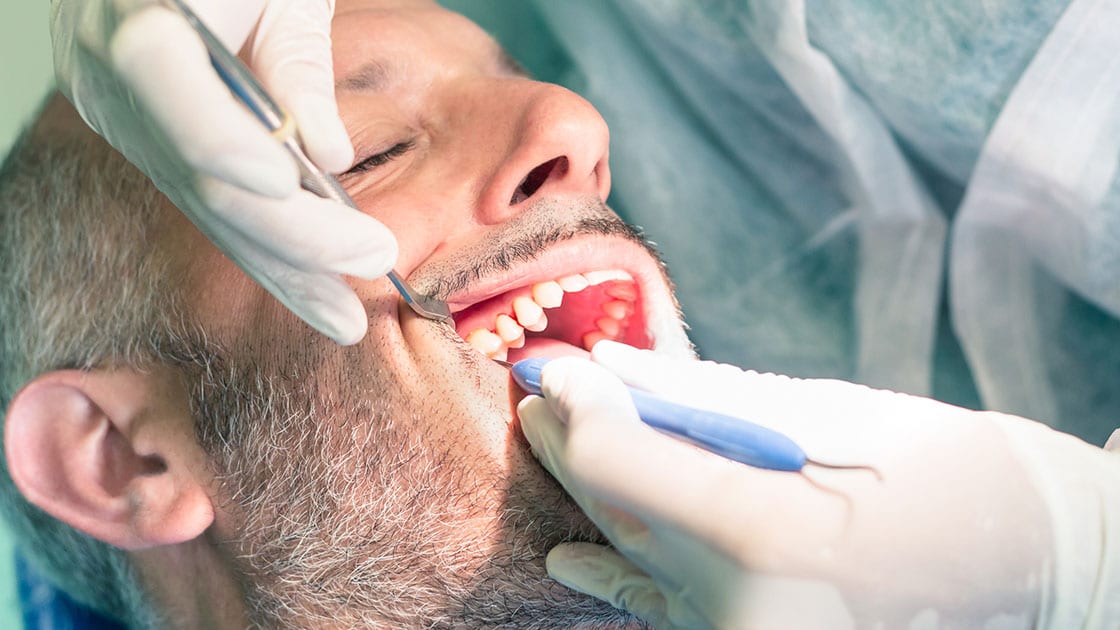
[0,95,186,628]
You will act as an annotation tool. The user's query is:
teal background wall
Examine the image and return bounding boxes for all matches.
[1,3,54,627]
[1,3,53,154]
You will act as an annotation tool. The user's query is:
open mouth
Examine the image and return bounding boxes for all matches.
[451,269,650,362]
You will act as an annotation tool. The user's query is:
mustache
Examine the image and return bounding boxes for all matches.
[413,199,663,299]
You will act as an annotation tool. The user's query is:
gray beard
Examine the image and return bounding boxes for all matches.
[181,330,645,629]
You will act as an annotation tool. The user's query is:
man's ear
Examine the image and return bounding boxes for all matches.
[4,368,214,549]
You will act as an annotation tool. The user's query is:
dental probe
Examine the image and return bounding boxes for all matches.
[497,357,810,471]
[164,0,452,324]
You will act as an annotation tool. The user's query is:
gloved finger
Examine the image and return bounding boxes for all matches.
[206,225,370,345]
[545,543,679,630]
[195,176,398,279]
[109,5,298,198]
[592,341,889,446]
[158,0,267,53]
[551,543,858,629]
[595,340,901,419]
[591,341,806,437]
[592,340,751,406]
[252,0,353,173]
[265,269,368,346]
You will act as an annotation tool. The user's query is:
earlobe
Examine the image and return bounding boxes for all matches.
[4,369,214,549]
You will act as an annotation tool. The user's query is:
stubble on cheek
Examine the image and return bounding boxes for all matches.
[196,323,627,627]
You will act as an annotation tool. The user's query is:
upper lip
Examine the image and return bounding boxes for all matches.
[442,234,665,316]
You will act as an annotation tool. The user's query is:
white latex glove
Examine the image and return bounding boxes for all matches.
[51,0,397,344]
[518,341,1120,629]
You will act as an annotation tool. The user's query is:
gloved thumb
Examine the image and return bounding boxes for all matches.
[547,543,678,629]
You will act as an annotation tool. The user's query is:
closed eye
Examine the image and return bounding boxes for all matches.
[343,140,416,177]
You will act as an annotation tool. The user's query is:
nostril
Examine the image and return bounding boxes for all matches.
[511,157,568,205]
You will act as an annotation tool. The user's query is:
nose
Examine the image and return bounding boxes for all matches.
[476,83,611,224]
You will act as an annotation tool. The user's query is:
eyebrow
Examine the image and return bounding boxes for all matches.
[337,61,390,92]
[336,44,530,93]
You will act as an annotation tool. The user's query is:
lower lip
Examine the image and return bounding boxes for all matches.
[508,337,591,363]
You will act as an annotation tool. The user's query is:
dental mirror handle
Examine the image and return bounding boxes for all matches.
[164,0,453,325]
[508,357,808,472]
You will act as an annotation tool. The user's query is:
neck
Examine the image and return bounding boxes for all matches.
[132,531,248,628]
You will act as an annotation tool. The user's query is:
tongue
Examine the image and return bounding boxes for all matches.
[507,337,590,363]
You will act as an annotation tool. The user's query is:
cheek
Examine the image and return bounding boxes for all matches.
[354,185,467,274]
[351,278,403,322]
[400,336,516,465]
[183,249,278,346]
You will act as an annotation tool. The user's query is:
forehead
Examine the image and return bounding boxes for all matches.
[331,0,512,89]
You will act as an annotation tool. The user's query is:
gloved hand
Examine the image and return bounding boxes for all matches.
[518,341,1120,629]
[50,0,396,344]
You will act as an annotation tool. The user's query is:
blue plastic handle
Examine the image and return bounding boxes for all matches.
[511,357,807,472]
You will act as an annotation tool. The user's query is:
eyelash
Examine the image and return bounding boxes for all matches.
[345,139,416,176]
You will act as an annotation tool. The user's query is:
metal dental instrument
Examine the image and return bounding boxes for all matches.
[166,0,452,324]
[498,356,877,474]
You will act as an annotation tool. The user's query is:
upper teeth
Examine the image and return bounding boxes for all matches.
[582,270,630,285]
[557,274,589,292]
[531,280,564,308]
[462,270,636,361]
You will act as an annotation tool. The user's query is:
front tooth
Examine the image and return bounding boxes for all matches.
[513,296,547,332]
[584,270,631,286]
[602,299,633,320]
[466,328,503,355]
[531,281,564,308]
[495,314,526,348]
[557,274,590,292]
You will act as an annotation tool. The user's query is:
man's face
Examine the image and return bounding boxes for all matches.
[177,0,689,626]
